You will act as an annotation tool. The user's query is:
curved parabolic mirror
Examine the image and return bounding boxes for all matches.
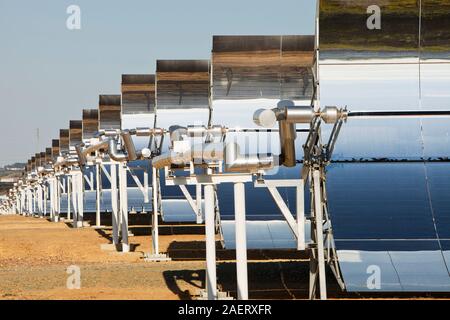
[31,156,36,171]
[45,148,52,164]
[419,1,450,158]
[51,139,60,163]
[319,0,450,291]
[82,109,99,143]
[36,152,43,169]
[26,160,31,174]
[155,60,210,128]
[98,94,121,192]
[81,109,99,212]
[121,75,155,212]
[69,120,82,155]
[58,129,70,212]
[211,35,315,248]
[155,60,211,222]
[99,95,121,131]
[59,129,70,157]
[121,74,155,150]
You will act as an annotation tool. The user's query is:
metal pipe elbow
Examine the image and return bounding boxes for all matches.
[169,125,188,142]
[108,139,127,162]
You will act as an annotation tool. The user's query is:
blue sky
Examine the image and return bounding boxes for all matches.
[0,0,316,165]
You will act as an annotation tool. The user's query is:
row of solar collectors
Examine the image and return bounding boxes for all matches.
[42,35,315,230]
[32,0,450,292]
[318,0,450,291]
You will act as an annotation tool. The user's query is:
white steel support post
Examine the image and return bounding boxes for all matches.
[35,186,39,216]
[54,178,59,221]
[55,178,59,221]
[297,180,305,251]
[21,190,25,215]
[311,169,327,300]
[33,188,36,215]
[37,185,43,217]
[41,184,44,217]
[144,167,171,262]
[234,182,248,300]
[110,163,120,247]
[49,178,55,221]
[67,175,71,220]
[55,176,61,222]
[71,173,78,227]
[196,184,203,224]
[27,188,32,216]
[76,171,84,228]
[49,180,53,220]
[95,163,101,227]
[152,167,159,255]
[204,183,217,300]
[43,184,47,217]
[34,188,38,215]
[119,163,129,252]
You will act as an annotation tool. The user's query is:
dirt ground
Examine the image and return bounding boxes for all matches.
[2,215,446,300]
[0,215,324,300]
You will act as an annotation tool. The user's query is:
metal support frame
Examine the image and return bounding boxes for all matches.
[204,183,217,299]
[302,112,346,299]
[144,167,171,261]
[196,183,203,224]
[234,182,248,300]
[36,184,43,217]
[56,175,61,221]
[118,162,129,252]
[110,162,120,246]
[167,173,252,300]
[255,179,306,250]
[152,167,159,255]
[179,184,203,224]
[67,175,71,220]
[69,170,84,228]
[27,187,32,216]
[43,183,47,217]
[126,166,150,204]
[95,163,101,227]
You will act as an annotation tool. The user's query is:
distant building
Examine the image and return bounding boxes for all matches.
[0,177,18,183]
[4,163,26,171]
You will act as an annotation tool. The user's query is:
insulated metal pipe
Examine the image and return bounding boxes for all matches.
[81,140,109,159]
[347,110,450,118]
[121,130,138,161]
[224,143,274,173]
[279,120,296,167]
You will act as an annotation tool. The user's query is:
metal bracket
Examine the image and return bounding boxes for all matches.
[255,179,306,250]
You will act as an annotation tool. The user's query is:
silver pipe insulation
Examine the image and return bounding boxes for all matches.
[152,142,225,169]
[152,141,275,172]
[121,130,138,161]
[108,138,128,162]
[224,143,274,173]
[77,128,157,165]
